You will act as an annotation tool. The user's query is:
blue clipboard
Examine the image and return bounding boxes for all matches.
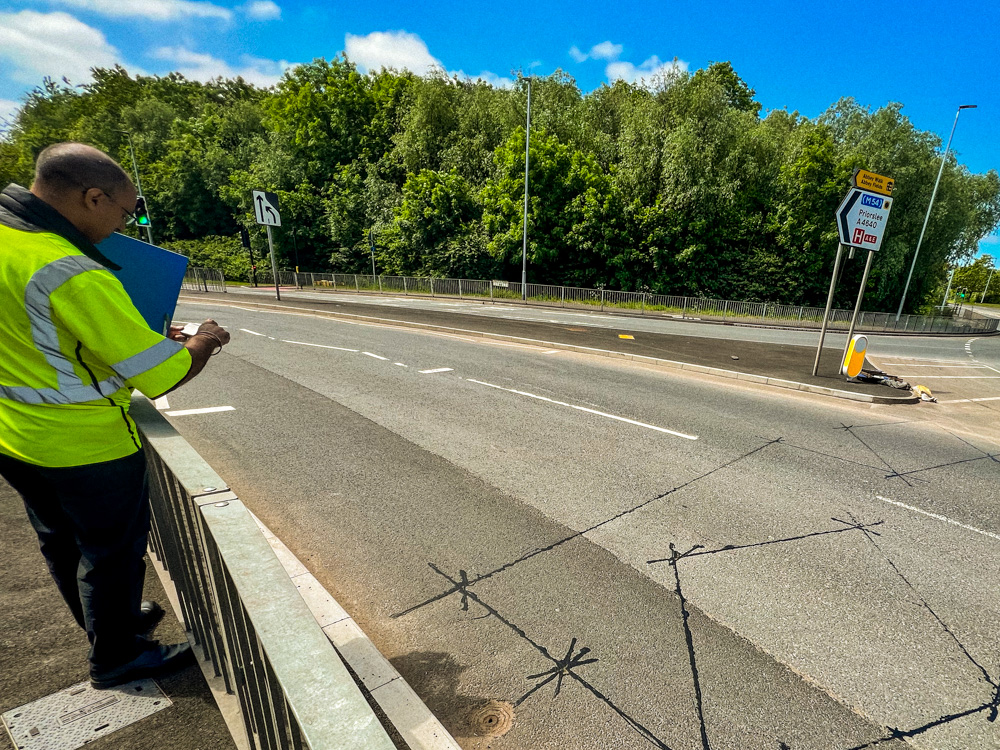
[96,233,189,335]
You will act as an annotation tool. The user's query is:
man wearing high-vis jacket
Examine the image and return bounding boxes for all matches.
[0,142,230,688]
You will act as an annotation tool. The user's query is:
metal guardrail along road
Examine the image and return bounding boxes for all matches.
[134,397,396,750]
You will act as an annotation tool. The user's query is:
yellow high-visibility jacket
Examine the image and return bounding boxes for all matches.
[0,184,192,467]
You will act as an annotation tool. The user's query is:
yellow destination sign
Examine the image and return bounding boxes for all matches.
[853,169,894,196]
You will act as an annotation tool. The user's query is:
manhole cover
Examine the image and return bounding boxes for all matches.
[2,680,170,750]
[468,701,514,737]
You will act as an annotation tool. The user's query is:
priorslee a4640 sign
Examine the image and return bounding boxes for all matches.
[836,188,893,251]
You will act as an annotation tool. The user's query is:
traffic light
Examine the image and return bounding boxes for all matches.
[134,196,151,227]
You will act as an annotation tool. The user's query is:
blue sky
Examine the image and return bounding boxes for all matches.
[1,0,997,256]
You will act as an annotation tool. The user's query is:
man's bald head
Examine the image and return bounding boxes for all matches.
[30,143,137,244]
[33,143,132,198]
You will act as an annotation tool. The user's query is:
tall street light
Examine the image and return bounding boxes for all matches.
[521,77,532,301]
[116,130,154,244]
[895,104,976,321]
[982,264,996,303]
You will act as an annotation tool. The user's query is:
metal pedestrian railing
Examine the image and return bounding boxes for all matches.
[133,397,395,750]
[182,266,228,293]
[203,267,999,335]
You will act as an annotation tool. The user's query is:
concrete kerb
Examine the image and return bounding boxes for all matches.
[180,295,919,405]
[245,511,463,750]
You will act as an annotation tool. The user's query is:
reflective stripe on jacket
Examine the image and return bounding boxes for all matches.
[0,193,192,467]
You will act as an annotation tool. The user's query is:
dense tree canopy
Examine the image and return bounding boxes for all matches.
[2,58,997,312]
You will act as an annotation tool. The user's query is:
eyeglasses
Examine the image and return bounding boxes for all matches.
[85,189,137,225]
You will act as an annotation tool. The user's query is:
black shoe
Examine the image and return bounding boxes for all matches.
[90,641,195,690]
[136,600,165,635]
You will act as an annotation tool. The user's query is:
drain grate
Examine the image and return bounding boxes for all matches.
[468,701,514,737]
[2,679,171,750]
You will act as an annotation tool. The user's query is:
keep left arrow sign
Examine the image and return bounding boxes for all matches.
[251,189,281,227]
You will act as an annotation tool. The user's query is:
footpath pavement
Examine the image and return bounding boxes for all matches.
[195,289,919,404]
[0,480,236,750]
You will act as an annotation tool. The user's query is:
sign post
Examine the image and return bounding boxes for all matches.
[812,244,846,376]
[252,190,281,300]
[813,175,894,376]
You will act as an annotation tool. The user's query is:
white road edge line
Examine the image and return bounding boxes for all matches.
[939,396,1000,404]
[363,352,389,360]
[874,495,1000,543]
[283,340,359,352]
[889,376,1000,379]
[153,396,170,410]
[165,406,235,417]
[877,364,990,368]
[466,378,698,440]
[419,367,454,374]
[240,328,265,336]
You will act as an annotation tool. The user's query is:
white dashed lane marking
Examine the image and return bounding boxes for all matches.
[165,406,235,417]
[282,340,359,352]
[419,368,454,374]
[875,495,1000,543]
[466,378,698,440]
[363,352,388,360]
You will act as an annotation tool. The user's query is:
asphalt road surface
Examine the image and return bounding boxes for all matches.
[163,297,999,750]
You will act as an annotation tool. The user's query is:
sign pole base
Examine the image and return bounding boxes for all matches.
[266,225,280,301]
[841,249,875,370]
[813,244,845,376]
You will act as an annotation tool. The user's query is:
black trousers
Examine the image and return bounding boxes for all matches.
[0,449,150,668]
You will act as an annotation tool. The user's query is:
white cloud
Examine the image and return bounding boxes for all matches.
[32,0,232,21]
[0,11,123,85]
[0,98,21,125]
[241,0,280,21]
[344,30,440,75]
[606,55,688,87]
[569,41,623,63]
[452,69,513,88]
[589,41,623,61]
[151,46,291,87]
[345,30,511,87]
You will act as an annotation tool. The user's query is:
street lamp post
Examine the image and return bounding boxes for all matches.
[982,266,996,303]
[895,104,976,321]
[116,130,154,245]
[521,77,531,301]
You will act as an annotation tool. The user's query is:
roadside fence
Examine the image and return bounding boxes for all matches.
[133,397,397,750]
[182,266,227,294]
[198,269,999,335]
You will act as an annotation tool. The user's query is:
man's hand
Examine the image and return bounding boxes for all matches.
[195,319,231,347]
[166,326,187,342]
[153,319,231,397]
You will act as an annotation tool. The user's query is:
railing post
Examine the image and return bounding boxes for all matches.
[378,275,383,294]
[403,276,408,295]
[489,280,492,302]
[797,306,803,325]
[354,274,359,292]
[722,300,729,321]
[681,297,687,319]
[601,288,605,312]
[458,279,463,298]
[431,277,435,297]
[561,286,565,307]
[641,293,645,315]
